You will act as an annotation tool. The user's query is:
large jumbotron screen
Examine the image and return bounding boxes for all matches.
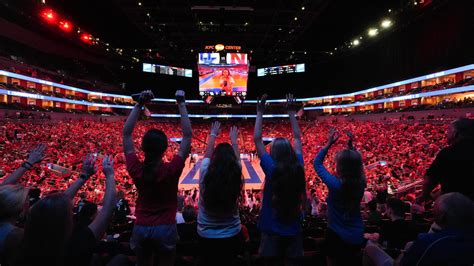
[198,52,249,97]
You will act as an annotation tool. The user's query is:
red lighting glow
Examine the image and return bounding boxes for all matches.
[59,20,73,32]
[80,33,93,44]
[40,9,56,23]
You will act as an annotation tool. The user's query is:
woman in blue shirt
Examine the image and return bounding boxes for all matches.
[254,94,306,263]
[198,122,243,265]
[314,129,366,265]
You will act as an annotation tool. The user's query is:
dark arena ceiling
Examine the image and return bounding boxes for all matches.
[1,0,473,98]
[10,0,405,64]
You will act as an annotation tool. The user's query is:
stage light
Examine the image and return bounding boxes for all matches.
[381,19,392,28]
[388,9,392,12]
[368,28,378,37]
[294,17,298,21]
[59,20,73,32]
[40,8,56,24]
[244,22,249,26]
[301,6,305,10]
[352,39,360,46]
[80,33,93,44]
[138,2,142,6]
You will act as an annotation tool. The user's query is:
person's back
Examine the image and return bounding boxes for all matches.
[400,192,474,266]
[424,118,474,200]
[197,123,243,265]
[401,228,474,265]
[379,198,418,250]
[323,176,365,242]
[253,94,306,262]
[313,129,366,265]
[122,90,192,265]
[426,141,474,199]
[127,155,184,226]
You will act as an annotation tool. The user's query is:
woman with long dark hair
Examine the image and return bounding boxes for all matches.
[313,129,366,266]
[197,122,243,265]
[122,90,192,266]
[15,154,117,266]
[254,94,306,263]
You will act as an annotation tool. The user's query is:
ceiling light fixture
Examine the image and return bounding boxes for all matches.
[381,19,392,28]
[368,28,378,37]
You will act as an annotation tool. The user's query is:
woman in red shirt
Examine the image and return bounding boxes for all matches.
[122,90,192,266]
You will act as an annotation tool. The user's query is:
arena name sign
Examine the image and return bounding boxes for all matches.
[204,44,242,51]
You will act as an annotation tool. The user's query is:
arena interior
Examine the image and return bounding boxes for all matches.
[0,0,473,266]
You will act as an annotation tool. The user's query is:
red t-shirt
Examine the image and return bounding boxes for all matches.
[125,153,185,226]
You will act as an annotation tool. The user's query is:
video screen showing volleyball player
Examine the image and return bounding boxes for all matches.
[198,52,249,97]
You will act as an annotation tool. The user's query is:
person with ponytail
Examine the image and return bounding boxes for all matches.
[197,122,244,265]
[313,129,366,266]
[254,94,306,263]
[123,90,192,266]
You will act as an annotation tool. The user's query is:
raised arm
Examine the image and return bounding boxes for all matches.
[204,122,220,159]
[89,155,117,240]
[345,130,355,150]
[64,154,96,200]
[176,90,193,159]
[314,128,341,190]
[230,126,240,160]
[253,94,267,158]
[286,94,303,155]
[1,144,46,186]
[122,90,154,155]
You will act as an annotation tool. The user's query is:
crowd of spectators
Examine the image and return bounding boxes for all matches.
[0,90,473,265]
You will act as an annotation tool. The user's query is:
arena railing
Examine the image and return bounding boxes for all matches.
[1,64,474,116]
[2,64,474,103]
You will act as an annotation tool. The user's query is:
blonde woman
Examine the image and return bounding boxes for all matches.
[0,185,29,265]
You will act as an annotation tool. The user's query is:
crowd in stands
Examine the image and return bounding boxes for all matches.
[306,77,474,108]
[0,90,473,265]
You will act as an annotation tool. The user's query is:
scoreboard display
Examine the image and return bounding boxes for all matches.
[198,52,249,97]
[257,63,305,77]
[143,63,192,78]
